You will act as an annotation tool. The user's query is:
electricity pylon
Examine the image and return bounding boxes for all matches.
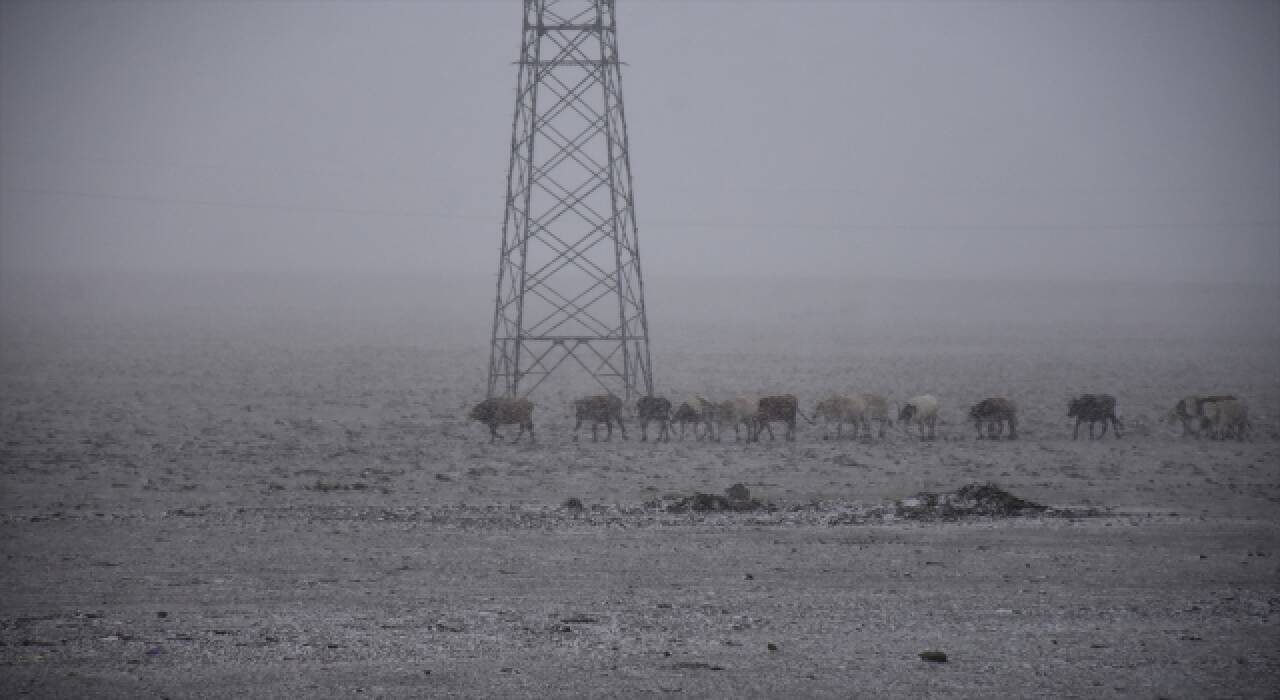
[486,0,653,400]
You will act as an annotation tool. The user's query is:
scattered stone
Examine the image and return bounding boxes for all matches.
[725,483,751,501]
[156,611,168,619]
[919,650,948,663]
[562,497,584,512]
[561,614,598,624]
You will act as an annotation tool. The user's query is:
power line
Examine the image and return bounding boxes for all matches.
[3,184,1276,233]
[0,185,482,221]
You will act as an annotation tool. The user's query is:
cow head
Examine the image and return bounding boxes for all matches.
[621,399,639,420]
[1067,397,1081,418]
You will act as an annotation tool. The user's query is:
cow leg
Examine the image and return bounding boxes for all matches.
[1111,415,1122,438]
[573,418,583,442]
[617,417,628,441]
[490,424,501,443]
[1007,417,1017,440]
[786,418,796,441]
[640,419,648,442]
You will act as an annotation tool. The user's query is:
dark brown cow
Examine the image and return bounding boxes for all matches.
[573,394,627,442]
[969,397,1018,440]
[671,401,709,440]
[752,394,803,442]
[468,397,534,443]
[1068,394,1122,439]
[636,396,672,442]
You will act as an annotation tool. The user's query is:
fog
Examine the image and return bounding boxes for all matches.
[2,0,1278,343]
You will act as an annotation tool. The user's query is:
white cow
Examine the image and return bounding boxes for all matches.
[814,394,867,440]
[1204,398,1250,441]
[899,394,939,440]
[860,393,893,439]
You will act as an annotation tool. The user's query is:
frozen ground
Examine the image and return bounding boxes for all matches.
[2,273,1278,697]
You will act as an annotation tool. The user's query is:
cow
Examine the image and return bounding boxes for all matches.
[752,394,805,442]
[969,397,1018,440]
[861,393,893,438]
[671,396,717,440]
[1068,393,1122,439]
[573,394,627,442]
[1168,395,1237,437]
[814,394,867,440]
[671,401,702,440]
[635,395,672,442]
[714,397,757,442]
[899,394,939,440]
[1205,398,1250,441]
[468,397,534,443]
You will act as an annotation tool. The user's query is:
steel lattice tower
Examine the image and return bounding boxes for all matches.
[487,0,653,400]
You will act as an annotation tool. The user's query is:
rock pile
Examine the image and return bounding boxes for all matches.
[895,482,1048,520]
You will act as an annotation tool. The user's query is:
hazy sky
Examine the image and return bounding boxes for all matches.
[2,0,1277,285]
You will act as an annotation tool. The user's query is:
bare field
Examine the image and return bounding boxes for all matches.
[2,276,1279,697]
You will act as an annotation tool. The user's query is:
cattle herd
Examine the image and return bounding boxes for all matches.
[468,391,1253,444]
